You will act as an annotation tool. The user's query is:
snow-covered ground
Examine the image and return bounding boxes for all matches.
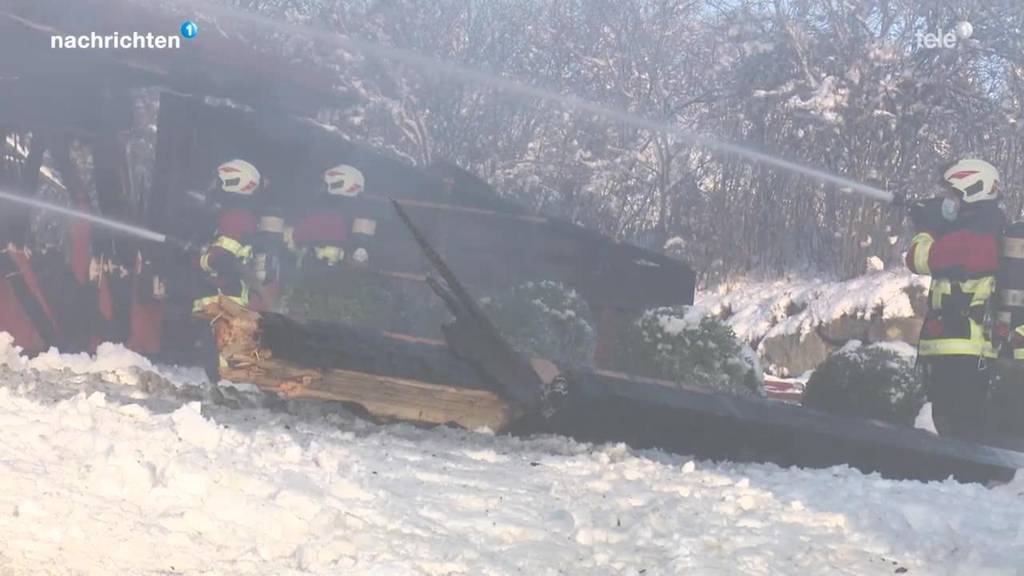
[0,335,1022,575]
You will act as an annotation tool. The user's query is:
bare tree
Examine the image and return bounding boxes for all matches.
[222,0,1024,284]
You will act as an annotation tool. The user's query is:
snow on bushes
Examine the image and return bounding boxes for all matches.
[801,341,925,427]
[613,306,764,398]
[482,281,596,365]
[692,271,928,345]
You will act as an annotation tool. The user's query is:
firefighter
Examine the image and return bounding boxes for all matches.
[993,223,1024,361]
[192,159,262,314]
[291,164,365,269]
[906,158,1006,439]
[189,159,264,381]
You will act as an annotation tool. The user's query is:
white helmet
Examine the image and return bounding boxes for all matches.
[324,164,364,197]
[943,158,999,204]
[217,159,261,195]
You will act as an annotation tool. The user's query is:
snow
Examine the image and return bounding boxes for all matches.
[785,76,849,125]
[655,312,701,336]
[0,336,1022,575]
[915,403,938,435]
[870,340,920,364]
[692,271,929,345]
[837,339,919,366]
[663,236,686,252]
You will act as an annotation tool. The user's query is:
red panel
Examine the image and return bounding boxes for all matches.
[0,278,45,354]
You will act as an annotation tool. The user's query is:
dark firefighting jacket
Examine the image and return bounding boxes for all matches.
[906,201,1005,358]
[192,207,258,313]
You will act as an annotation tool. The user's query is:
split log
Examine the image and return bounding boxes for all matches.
[200,298,513,431]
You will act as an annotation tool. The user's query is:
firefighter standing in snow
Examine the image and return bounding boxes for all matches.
[192,159,262,314]
[906,158,1006,439]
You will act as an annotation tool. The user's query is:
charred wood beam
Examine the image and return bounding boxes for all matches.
[199,298,512,431]
[0,77,131,135]
[516,368,1024,485]
[392,199,546,411]
[92,130,132,221]
[91,127,139,269]
[22,130,48,194]
[0,130,52,245]
[256,310,500,393]
[0,2,350,117]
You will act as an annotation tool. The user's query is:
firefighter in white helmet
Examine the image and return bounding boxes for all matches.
[291,164,370,268]
[192,159,262,315]
[905,158,1006,439]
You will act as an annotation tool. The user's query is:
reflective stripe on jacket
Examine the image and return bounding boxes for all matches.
[191,289,251,314]
[200,235,253,276]
[313,246,344,265]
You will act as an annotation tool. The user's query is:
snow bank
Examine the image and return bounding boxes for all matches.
[692,271,928,345]
[0,337,1021,575]
[26,342,155,385]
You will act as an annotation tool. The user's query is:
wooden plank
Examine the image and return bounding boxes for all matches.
[203,297,511,430]
[222,361,511,431]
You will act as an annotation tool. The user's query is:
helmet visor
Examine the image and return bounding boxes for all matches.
[961,180,985,197]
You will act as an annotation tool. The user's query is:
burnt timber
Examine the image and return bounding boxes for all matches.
[205,298,513,431]
[200,297,1024,485]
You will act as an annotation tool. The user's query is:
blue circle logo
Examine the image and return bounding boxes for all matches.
[180,20,198,39]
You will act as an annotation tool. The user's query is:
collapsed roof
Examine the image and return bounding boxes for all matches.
[0,0,349,125]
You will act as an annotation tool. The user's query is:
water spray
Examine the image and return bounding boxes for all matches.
[166,0,893,204]
[0,188,190,248]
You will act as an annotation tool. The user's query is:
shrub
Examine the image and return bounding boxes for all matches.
[801,341,925,426]
[481,281,596,365]
[614,306,764,398]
